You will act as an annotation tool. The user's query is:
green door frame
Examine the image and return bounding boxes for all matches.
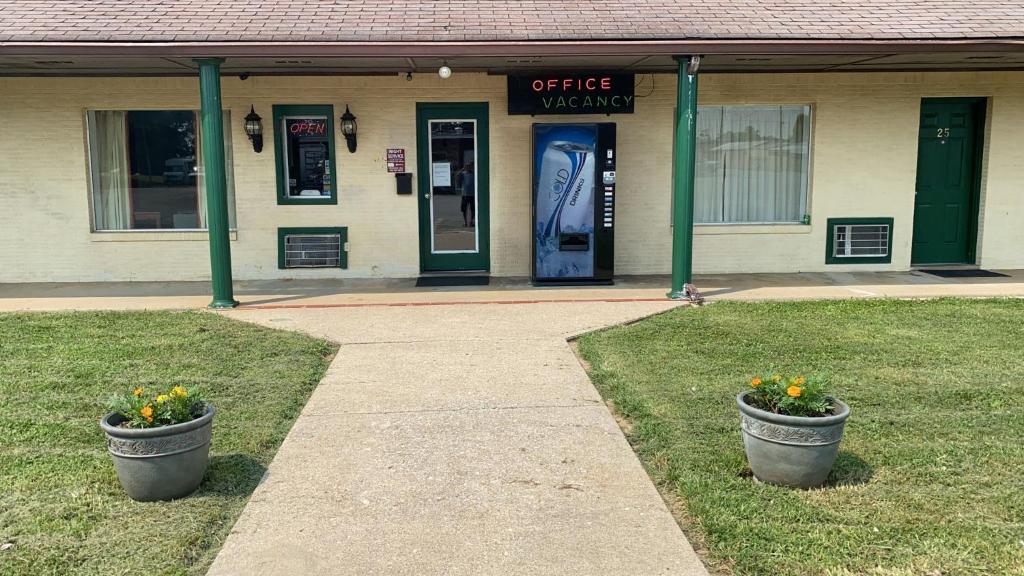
[415,102,491,272]
[912,97,986,266]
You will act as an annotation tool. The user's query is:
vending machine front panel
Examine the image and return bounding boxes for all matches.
[532,123,615,284]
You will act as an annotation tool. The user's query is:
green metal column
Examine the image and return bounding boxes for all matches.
[195,58,238,308]
[668,56,700,300]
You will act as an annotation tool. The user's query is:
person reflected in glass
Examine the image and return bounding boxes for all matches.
[457,162,476,227]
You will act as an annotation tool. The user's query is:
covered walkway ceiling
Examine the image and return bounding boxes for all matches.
[2,50,1024,76]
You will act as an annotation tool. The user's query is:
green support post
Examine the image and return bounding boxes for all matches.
[195,58,238,308]
[668,56,700,300]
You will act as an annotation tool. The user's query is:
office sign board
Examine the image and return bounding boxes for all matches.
[508,73,635,115]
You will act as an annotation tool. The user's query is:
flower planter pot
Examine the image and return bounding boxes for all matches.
[737,391,849,488]
[100,405,215,501]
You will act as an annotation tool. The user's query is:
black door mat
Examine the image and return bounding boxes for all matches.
[415,276,490,287]
[919,269,1009,278]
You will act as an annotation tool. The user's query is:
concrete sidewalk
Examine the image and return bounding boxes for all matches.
[205,301,708,576]
[1,271,1023,311]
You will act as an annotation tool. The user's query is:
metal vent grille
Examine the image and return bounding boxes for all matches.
[284,233,342,268]
[833,224,889,258]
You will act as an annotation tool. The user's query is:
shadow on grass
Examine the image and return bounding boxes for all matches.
[827,451,873,487]
[197,453,268,498]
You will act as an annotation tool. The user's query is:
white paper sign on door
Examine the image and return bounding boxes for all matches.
[431,162,451,187]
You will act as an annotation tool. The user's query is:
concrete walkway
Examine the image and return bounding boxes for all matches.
[2,271,1023,311]
[205,300,708,576]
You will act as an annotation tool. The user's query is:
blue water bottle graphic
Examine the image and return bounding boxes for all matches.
[535,133,596,278]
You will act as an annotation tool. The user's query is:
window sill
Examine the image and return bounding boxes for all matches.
[277,196,338,206]
[90,230,238,242]
[694,224,811,236]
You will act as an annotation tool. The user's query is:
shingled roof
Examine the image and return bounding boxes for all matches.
[1,0,1023,44]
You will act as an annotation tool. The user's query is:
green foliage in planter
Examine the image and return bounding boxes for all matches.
[746,374,832,417]
[108,385,206,428]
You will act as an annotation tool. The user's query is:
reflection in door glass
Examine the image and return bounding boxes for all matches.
[430,121,476,252]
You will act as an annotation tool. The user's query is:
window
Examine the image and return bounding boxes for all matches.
[695,105,811,224]
[273,105,338,205]
[277,227,348,269]
[86,110,236,231]
[825,218,894,264]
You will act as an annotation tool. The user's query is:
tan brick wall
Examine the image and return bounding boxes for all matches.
[0,70,1021,282]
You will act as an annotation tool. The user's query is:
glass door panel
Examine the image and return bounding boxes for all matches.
[429,120,477,253]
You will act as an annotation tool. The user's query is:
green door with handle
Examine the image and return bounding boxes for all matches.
[912,98,984,265]
[416,102,490,272]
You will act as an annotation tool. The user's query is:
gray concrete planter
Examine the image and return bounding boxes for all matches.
[100,405,215,501]
[737,391,849,488]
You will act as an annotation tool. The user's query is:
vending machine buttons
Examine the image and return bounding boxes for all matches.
[603,185,614,227]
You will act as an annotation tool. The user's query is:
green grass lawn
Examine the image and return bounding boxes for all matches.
[577,299,1024,576]
[0,311,336,576]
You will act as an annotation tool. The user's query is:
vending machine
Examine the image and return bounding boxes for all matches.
[532,123,616,284]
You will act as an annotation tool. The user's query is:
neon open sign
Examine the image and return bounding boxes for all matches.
[286,118,327,136]
[508,73,635,115]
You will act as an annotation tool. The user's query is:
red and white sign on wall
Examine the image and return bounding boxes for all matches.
[386,148,406,173]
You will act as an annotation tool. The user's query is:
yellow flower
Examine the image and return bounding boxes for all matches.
[133,387,144,398]
[156,394,169,404]
[771,374,782,383]
[787,385,802,398]
[170,386,187,398]
[140,405,154,423]
[750,377,762,388]
[794,376,806,386]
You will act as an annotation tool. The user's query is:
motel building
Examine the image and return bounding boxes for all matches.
[1,3,1023,306]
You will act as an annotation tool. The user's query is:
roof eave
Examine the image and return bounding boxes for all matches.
[2,38,1024,58]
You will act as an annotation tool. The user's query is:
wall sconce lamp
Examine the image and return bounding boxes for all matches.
[243,105,263,153]
[340,105,358,153]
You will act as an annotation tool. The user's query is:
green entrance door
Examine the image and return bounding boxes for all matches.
[416,103,490,272]
[912,98,984,265]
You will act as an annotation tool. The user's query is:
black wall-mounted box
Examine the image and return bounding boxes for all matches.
[395,172,413,194]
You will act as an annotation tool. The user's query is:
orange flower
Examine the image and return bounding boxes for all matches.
[750,377,762,388]
[794,376,806,386]
[133,387,144,398]
[140,405,154,423]
[787,385,802,398]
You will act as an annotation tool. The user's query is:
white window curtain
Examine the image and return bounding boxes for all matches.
[196,111,236,228]
[87,111,131,230]
[88,110,236,230]
[694,105,811,224]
